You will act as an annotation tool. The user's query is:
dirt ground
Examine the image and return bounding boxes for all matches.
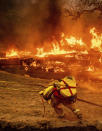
[0,71,102,131]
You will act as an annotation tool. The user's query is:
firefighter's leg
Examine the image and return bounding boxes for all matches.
[53,104,64,118]
[51,96,64,118]
[64,103,83,120]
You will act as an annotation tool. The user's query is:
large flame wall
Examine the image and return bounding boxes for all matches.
[0,0,102,53]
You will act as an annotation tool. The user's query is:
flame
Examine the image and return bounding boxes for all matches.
[35,27,102,58]
[6,49,19,58]
[65,36,85,47]
[90,27,102,52]
[87,66,94,72]
[4,27,102,76]
[51,43,67,54]
[6,49,32,58]
[5,27,102,59]
[36,43,68,57]
[36,36,86,57]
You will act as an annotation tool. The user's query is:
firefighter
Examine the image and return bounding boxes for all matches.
[39,76,82,120]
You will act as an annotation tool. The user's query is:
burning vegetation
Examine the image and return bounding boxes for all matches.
[0,1,102,131]
[0,0,102,80]
[0,27,101,80]
[4,27,102,58]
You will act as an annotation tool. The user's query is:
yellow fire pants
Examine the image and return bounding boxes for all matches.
[50,95,82,119]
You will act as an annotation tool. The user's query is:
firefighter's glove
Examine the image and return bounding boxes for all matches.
[73,109,80,114]
[47,99,51,104]
[53,83,60,90]
[39,91,44,96]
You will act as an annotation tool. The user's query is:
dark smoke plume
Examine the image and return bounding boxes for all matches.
[60,0,102,47]
[0,0,102,53]
[0,0,61,52]
[62,0,102,18]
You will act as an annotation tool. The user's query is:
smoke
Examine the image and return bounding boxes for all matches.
[0,0,62,52]
[60,0,102,47]
[78,79,102,93]
[0,0,102,52]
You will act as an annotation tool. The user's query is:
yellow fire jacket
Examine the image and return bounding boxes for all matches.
[40,76,77,100]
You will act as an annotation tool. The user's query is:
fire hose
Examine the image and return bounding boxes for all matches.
[40,96,102,118]
[38,84,102,117]
[77,98,102,108]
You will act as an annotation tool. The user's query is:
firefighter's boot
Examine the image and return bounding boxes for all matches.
[73,109,83,121]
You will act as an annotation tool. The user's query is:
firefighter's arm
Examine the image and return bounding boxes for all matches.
[39,90,44,96]
[39,85,55,101]
[39,90,51,104]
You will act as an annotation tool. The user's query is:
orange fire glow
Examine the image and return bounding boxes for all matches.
[4,27,102,75]
[90,27,102,52]
[36,43,68,57]
[6,49,19,58]
[6,49,32,58]
[65,36,85,46]
[35,33,86,57]
[5,27,102,58]
[35,27,102,57]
